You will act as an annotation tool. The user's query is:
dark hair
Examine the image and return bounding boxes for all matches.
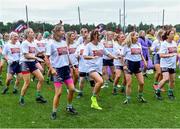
[90,30,99,42]
[162,29,174,41]
[146,28,155,34]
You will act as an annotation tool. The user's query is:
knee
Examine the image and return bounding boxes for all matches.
[164,77,169,83]
[55,92,62,98]
[24,80,30,87]
[116,74,121,79]
[39,77,44,82]
[98,79,104,86]
[139,81,144,87]
[170,79,175,84]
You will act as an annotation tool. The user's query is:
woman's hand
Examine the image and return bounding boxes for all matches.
[51,68,57,76]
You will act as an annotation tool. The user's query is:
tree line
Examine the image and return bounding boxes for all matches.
[0,20,180,34]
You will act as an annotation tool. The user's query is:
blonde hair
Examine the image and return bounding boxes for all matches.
[106,31,114,41]
[9,32,18,39]
[52,24,64,41]
[124,32,137,47]
[66,31,74,45]
[156,29,164,41]
[24,28,33,39]
[138,30,145,37]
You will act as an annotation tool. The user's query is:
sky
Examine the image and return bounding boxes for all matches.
[0,0,180,26]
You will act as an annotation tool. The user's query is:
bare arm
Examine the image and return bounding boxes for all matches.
[83,55,98,60]
[159,53,175,58]
[44,55,57,75]
[24,53,37,60]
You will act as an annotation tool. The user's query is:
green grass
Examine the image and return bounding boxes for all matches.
[0,69,180,128]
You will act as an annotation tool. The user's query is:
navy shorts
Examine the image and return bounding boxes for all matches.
[21,61,38,73]
[37,55,45,63]
[103,59,114,66]
[161,67,176,74]
[53,66,72,83]
[79,72,89,77]
[153,54,160,65]
[7,61,21,75]
[125,60,141,74]
[115,65,123,70]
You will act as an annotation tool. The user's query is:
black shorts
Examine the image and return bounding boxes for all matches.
[161,67,176,74]
[79,72,89,77]
[115,65,123,70]
[21,61,38,73]
[89,70,102,76]
[53,66,72,83]
[8,61,21,75]
[125,60,141,75]
[103,59,114,66]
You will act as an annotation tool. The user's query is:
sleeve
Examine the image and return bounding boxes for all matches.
[21,42,29,54]
[46,43,52,56]
[159,42,167,54]
[35,43,41,53]
[2,44,8,56]
[103,45,110,56]
[113,44,120,56]
[122,45,128,57]
[75,45,80,56]
[147,39,152,47]
[83,44,90,56]
[151,40,157,52]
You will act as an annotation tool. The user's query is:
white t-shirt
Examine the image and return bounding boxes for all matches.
[20,40,39,62]
[2,41,21,63]
[76,36,83,46]
[34,39,46,53]
[123,43,142,62]
[46,39,69,68]
[75,43,88,73]
[151,39,162,54]
[83,42,110,74]
[159,40,177,69]
[68,42,79,66]
[113,43,124,66]
[102,40,114,60]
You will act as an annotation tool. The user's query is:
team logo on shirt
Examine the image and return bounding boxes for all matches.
[10,48,20,54]
[29,47,36,53]
[37,43,45,47]
[93,50,103,57]
[131,48,141,55]
[80,49,84,55]
[168,47,177,53]
[57,47,68,55]
[68,48,76,54]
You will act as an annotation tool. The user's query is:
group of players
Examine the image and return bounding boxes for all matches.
[0,24,180,120]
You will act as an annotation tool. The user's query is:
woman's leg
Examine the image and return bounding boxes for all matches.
[51,84,63,120]
[168,73,176,99]
[32,69,46,103]
[19,73,31,105]
[65,78,78,114]
[135,72,147,103]
[124,73,132,104]
[89,71,104,110]
[113,68,121,95]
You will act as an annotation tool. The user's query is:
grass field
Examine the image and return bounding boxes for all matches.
[0,69,180,128]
